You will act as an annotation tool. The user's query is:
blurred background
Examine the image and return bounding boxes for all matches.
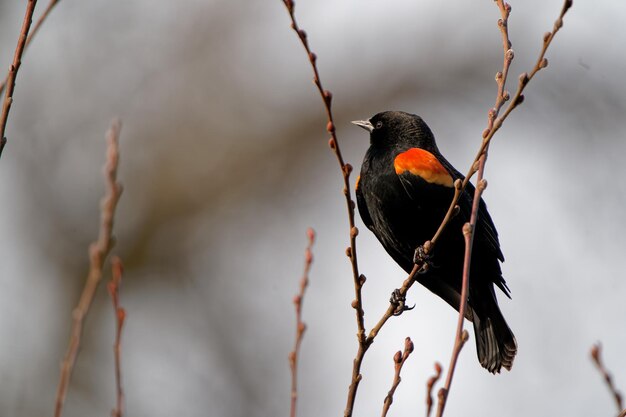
[0,1,624,416]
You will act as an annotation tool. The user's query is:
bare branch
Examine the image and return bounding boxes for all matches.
[591,343,624,414]
[381,338,414,417]
[0,0,61,97]
[0,0,38,158]
[53,120,123,417]
[435,1,572,414]
[425,362,443,417]
[108,256,126,417]
[289,228,316,417]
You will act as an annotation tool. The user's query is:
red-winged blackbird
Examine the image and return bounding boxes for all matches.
[353,111,517,373]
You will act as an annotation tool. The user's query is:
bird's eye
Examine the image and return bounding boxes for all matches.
[375,121,383,129]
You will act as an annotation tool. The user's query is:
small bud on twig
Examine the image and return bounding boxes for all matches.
[540,58,549,69]
[326,121,335,133]
[519,72,529,86]
[328,138,336,149]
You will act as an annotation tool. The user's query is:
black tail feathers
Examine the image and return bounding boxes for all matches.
[472,300,517,373]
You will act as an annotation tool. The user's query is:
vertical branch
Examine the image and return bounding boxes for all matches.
[0,0,61,97]
[591,344,624,414]
[277,4,369,416]
[289,228,316,417]
[0,0,38,158]
[278,2,364,342]
[435,1,572,415]
[381,337,414,417]
[108,256,126,417]
[53,120,123,417]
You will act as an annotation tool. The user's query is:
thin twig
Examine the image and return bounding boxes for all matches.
[591,343,624,414]
[0,0,60,97]
[278,1,572,415]
[435,1,572,414]
[289,228,316,417]
[277,4,367,416]
[425,362,442,417]
[108,256,126,417]
[0,0,38,158]
[53,120,123,417]
[381,337,414,417]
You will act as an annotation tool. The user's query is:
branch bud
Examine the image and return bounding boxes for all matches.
[309,52,316,63]
[344,163,353,175]
[540,58,549,69]
[323,90,333,105]
[306,227,316,243]
[519,72,529,86]
[350,226,359,238]
[394,351,403,364]
[405,337,414,353]
[326,121,335,133]
[345,247,352,258]
[505,49,514,61]
[543,32,552,43]
[328,138,336,149]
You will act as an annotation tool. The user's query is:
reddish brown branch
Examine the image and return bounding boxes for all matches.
[435,1,572,414]
[108,256,126,417]
[591,344,624,414]
[53,120,123,417]
[429,0,572,249]
[278,4,367,416]
[0,0,38,158]
[381,338,414,417]
[279,1,571,416]
[425,362,443,417]
[289,228,316,417]
[0,0,60,97]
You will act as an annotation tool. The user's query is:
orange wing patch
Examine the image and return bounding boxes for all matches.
[394,148,453,187]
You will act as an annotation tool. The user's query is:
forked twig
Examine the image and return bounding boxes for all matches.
[381,338,414,417]
[53,120,123,417]
[289,228,316,417]
[108,256,126,417]
[435,1,572,414]
[0,0,38,158]
[279,1,572,415]
[591,343,624,414]
[0,0,61,97]
[425,362,443,417]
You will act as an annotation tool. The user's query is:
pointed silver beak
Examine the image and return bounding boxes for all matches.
[351,120,374,133]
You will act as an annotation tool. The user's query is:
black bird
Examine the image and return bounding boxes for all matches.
[353,111,517,373]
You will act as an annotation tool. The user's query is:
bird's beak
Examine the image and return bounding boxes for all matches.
[351,120,374,133]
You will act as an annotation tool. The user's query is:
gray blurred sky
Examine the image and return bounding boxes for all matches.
[0,1,625,416]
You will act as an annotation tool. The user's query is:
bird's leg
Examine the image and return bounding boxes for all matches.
[390,289,415,316]
[413,244,433,273]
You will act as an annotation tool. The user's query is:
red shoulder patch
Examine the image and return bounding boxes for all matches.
[394,148,453,187]
[355,175,361,191]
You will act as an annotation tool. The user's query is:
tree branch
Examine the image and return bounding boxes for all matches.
[289,228,316,417]
[53,120,123,417]
[107,256,126,417]
[591,343,624,414]
[0,0,38,158]
[381,337,414,417]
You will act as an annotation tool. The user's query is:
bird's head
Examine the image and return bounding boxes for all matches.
[352,111,438,153]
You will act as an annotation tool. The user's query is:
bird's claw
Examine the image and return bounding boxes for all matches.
[413,244,433,274]
[390,289,415,316]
